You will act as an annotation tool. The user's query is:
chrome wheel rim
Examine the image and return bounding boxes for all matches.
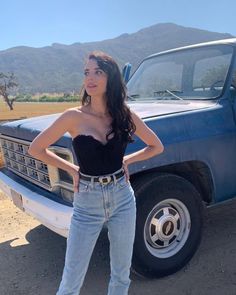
[144,198,191,258]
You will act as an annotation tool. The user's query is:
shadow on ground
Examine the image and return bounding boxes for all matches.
[1,199,236,295]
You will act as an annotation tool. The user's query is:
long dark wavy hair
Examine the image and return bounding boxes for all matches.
[81,51,136,143]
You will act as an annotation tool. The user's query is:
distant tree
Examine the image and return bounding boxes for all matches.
[0,72,18,110]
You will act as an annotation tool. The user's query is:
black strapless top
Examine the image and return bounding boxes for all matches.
[72,134,128,175]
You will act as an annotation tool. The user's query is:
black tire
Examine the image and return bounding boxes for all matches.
[131,173,204,278]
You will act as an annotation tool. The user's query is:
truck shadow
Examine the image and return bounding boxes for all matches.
[1,199,236,295]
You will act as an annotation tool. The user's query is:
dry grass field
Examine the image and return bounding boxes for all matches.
[0,101,80,121]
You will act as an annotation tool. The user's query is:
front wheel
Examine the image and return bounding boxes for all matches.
[132,173,204,277]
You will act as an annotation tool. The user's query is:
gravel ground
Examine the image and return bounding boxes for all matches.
[1,191,236,295]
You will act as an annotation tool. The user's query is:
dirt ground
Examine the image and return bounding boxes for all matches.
[1,191,236,295]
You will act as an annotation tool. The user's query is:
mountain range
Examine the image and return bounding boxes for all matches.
[0,23,234,94]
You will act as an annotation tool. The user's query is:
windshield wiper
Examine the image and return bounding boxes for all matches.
[154,90,183,100]
[127,94,140,101]
[166,89,183,100]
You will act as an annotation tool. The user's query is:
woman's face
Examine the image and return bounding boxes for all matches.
[84,59,108,98]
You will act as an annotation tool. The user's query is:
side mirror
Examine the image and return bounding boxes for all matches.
[122,63,132,83]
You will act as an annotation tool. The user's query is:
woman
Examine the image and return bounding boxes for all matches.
[28,51,164,295]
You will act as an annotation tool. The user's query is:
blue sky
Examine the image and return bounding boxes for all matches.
[1,0,235,51]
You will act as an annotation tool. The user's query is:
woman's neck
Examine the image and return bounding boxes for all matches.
[89,97,109,118]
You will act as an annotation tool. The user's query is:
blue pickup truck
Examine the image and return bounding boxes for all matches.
[1,38,236,278]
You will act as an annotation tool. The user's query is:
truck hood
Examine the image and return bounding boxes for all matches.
[0,100,215,146]
[128,100,214,118]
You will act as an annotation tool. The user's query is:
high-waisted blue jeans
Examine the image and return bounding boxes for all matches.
[56,169,136,295]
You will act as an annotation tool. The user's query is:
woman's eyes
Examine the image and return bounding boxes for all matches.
[96,70,103,75]
[84,70,104,76]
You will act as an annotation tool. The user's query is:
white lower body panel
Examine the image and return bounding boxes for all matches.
[0,170,72,237]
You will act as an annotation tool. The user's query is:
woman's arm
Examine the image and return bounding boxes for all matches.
[28,109,80,191]
[123,111,164,180]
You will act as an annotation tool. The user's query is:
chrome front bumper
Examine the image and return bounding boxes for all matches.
[0,170,72,237]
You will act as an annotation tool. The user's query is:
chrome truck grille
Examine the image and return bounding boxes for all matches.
[0,135,51,189]
[0,135,74,202]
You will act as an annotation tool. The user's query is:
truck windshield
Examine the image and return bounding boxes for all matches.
[127,45,233,101]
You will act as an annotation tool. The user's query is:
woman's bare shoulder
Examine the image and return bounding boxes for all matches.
[62,106,84,120]
[58,106,87,135]
[129,109,142,123]
[51,107,83,132]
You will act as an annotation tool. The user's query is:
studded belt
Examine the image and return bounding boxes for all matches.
[79,170,124,184]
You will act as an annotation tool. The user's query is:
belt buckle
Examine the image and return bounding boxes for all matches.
[99,175,111,185]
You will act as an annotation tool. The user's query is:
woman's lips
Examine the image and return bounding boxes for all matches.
[87,84,97,88]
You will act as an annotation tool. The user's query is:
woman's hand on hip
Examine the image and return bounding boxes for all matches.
[70,165,80,192]
[122,159,130,182]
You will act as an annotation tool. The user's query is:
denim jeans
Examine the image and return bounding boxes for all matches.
[56,169,136,295]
